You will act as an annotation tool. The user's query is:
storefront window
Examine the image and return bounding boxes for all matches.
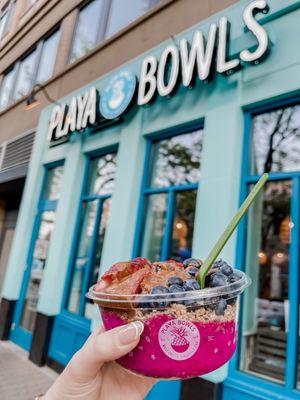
[43,164,64,200]
[251,105,300,174]
[239,103,300,387]
[20,211,56,332]
[66,152,117,318]
[20,164,64,332]
[240,181,291,383]
[138,128,203,262]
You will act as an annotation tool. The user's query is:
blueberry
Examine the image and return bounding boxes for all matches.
[229,273,240,283]
[169,284,185,293]
[215,299,227,316]
[228,297,237,305]
[209,272,228,287]
[138,296,152,309]
[167,276,184,287]
[183,297,198,308]
[183,278,200,291]
[213,259,225,269]
[151,285,169,294]
[220,263,233,276]
[183,258,202,269]
[187,267,199,277]
[150,285,169,308]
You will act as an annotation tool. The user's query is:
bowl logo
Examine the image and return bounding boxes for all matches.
[100,70,136,120]
[158,319,200,361]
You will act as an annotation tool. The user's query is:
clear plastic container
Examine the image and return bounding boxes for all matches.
[86,269,251,379]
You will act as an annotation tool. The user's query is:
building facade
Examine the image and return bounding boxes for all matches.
[1,0,300,399]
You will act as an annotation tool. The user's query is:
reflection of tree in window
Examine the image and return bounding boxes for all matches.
[91,153,117,194]
[253,106,300,174]
[152,130,203,187]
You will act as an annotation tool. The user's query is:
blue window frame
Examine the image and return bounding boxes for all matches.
[63,150,117,320]
[225,96,300,400]
[133,122,204,262]
[10,162,64,350]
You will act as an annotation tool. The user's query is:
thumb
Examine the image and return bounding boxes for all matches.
[67,321,144,381]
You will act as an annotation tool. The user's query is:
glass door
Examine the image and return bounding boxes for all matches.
[10,164,64,351]
[225,102,300,400]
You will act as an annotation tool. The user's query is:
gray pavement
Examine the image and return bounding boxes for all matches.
[0,341,57,400]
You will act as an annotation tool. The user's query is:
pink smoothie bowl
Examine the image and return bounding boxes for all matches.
[86,269,250,380]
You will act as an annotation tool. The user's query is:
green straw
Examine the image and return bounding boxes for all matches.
[198,173,269,288]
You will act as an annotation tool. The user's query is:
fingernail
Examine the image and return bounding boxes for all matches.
[118,321,144,346]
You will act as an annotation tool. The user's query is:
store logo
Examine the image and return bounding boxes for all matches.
[158,319,200,361]
[100,70,136,120]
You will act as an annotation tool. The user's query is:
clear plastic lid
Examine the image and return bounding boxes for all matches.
[86,269,251,309]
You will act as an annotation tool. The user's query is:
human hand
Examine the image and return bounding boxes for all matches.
[43,321,157,400]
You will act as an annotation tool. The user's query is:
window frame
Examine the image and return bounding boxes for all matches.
[62,147,118,319]
[227,95,300,399]
[0,26,60,110]
[132,120,204,261]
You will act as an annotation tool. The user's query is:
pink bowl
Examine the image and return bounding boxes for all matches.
[87,269,250,379]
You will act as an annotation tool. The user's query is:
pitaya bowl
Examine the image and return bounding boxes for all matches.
[86,269,250,379]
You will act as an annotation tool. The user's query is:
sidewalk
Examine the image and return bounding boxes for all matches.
[0,341,57,400]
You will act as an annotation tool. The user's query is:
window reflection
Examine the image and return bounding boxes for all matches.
[85,198,111,319]
[44,165,64,200]
[141,194,167,261]
[13,51,38,100]
[36,30,60,84]
[20,210,56,332]
[67,153,116,317]
[105,0,161,39]
[67,200,98,314]
[87,153,117,195]
[0,68,16,110]
[150,130,203,188]
[140,129,203,261]
[170,190,197,261]
[252,106,300,174]
[240,180,291,383]
[69,0,104,64]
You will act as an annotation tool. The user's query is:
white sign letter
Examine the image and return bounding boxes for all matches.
[180,26,217,86]
[48,105,62,141]
[157,45,180,97]
[82,87,97,128]
[138,56,157,105]
[217,17,240,74]
[76,91,89,130]
[62,97,77,136]
[240,0,270,63]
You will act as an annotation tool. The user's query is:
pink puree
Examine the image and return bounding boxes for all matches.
[101,309,237,379]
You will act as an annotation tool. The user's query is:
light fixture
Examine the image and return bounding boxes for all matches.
[258,251,267,265]
[25,83,57,111]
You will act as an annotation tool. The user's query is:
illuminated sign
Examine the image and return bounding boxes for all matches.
[48,0,270,143]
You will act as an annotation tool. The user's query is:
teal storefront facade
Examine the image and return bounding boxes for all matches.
[2,1,300,399]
